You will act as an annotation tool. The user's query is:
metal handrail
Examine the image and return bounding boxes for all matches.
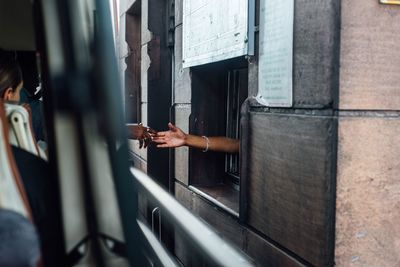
[131,168,254,267]
[137,219,179,267]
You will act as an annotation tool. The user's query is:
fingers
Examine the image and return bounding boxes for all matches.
[143,132,153,148]
[135,125,155,149]
[157,144,172,148]
[139,137,153,149]
[139,139,144,149]
[154,132,166,137]
[134,124,173,149]
[144,131,151,139]
[168,122,177,131]
[144,138,150,148]
[152,138,166,144]
[147,127,157,134]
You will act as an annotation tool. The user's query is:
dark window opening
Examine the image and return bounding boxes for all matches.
[125,1,141,123]
[189,57,248,215]
[225,68,248,189]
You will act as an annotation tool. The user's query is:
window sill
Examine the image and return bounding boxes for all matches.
[188,184,239,217]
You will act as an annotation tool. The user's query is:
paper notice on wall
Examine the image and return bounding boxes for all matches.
[257,0,294,107]
[182,0,249,68]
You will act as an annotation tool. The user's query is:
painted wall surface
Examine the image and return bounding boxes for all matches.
[335,1,400,266]
[182,0,249,67]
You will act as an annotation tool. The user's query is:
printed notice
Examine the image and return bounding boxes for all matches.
[182,0,249,68]
[257,0,294,107]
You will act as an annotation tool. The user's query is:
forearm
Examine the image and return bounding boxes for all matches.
[185,135,239,153]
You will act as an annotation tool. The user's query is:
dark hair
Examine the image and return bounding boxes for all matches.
[0,49,23,97]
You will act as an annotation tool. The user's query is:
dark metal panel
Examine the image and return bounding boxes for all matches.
[245,111,336,266]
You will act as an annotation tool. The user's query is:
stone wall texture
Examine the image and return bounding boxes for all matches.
[336,118,400,266]
[339,0,400,110]
[336,0,400,266]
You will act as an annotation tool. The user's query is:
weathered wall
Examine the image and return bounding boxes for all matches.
[118,0,400,266]
[175,182,305,267]
[339,0,400,110]
[292,0,340,108]
[174,0,340,266]
[118,0,149,171]
[335,1,400,266]
[240,1,340,266]
[242,109,337,266]
[336,118,400,266]
[173,0,191,185]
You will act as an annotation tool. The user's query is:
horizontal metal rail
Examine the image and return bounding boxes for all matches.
[131,168,254,267]
[137,219,179,267]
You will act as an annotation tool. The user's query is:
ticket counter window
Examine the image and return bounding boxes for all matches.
[189,57,248,215]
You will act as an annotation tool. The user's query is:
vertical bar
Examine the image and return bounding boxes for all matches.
[239,99,251,223]
[247,0,256,56]
[93,0,144,265]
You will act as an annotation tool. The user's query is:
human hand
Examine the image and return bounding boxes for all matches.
[126,123,157,148]
[152,123,187,148]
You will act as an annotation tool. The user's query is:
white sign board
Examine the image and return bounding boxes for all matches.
[257,0,294,107]
[182,0,249,68]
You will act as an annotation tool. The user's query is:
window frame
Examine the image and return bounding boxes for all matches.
[188,57,248,216]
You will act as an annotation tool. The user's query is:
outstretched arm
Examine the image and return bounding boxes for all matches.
[153,123,239,154]
[126,123,156,148]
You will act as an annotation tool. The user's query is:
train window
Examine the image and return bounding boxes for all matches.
[124,1,141,123]
[189,58,248,215]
